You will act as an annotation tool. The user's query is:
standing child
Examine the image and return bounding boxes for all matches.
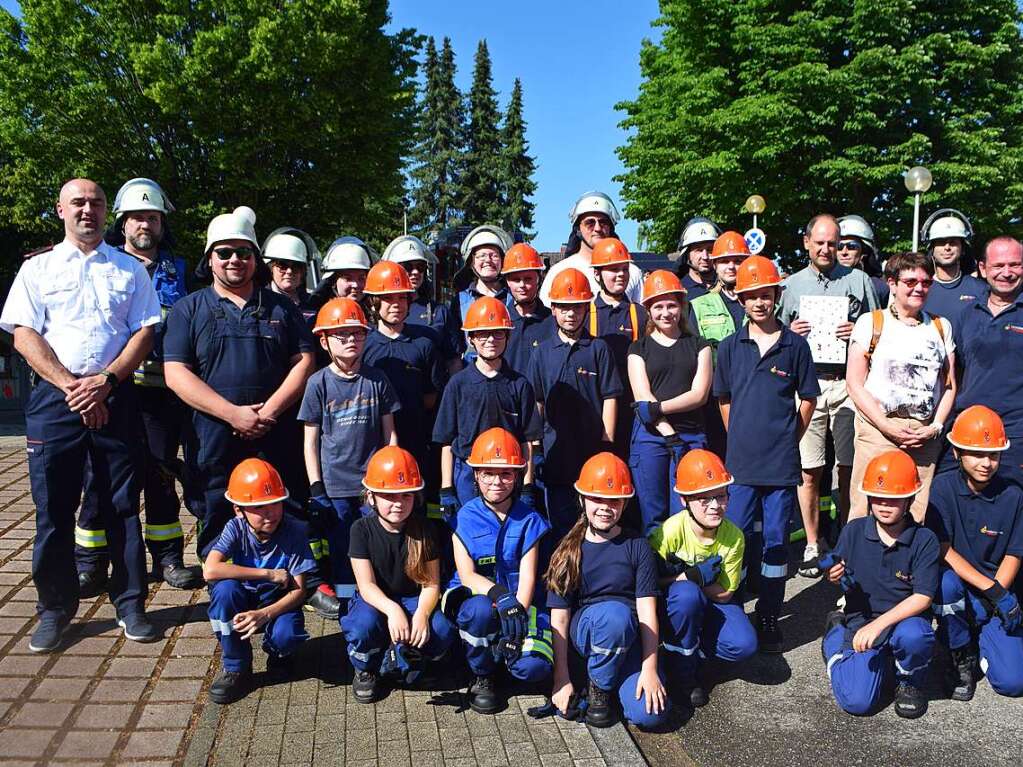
[928,405,1023,700]
[713,256,819,652]
[628,270,712,535]
[530,268,623,536]
[443,428,553,713]
[502,243,553,376]
[821,450,940,719]
[203,459,315,703]
[340,447,456,703]
[433,296,542,511]
[362,261,446,475]
[650,449,756,707]
[588,239,648,460]
[546,452,671,729]
[299,297,400,613]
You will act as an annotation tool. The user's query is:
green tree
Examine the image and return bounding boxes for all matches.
[499,78,537,236]
[459,40,504,224]
[0,0,419,260]
[617,0,1023,268]
[408,36,465,234]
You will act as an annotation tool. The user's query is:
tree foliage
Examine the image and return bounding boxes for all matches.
[617,0,1023,268]
[459,40,505,225]
[499,78,537,237]
[408,36,464,234]
[0,0,419,259]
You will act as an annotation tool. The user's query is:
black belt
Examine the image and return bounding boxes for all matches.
[818,371,845,381]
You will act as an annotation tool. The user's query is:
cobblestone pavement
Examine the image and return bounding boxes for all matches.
[0,441,648,767]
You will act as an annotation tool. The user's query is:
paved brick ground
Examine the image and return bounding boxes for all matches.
[0,441,647,767]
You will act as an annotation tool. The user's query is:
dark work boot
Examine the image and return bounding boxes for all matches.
[585,681,616,728]
[153,557,203,590]
[352,669,380,704]
[468,674,501,714]
[77,568,108,599]
[304,585,340,620]
[209,668,253,704]
[946,647,977,702]
[756,612,783,654]
[894,680,928,719]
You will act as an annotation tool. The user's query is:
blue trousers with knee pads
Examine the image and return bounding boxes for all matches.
[571,601,672,729]
[340,593,457,672]
[821,615,934,715]
[629,424,706,535]
[725,484,793,617]
[662,580,757,678]
[455,594,553,681]
[209,580,308,672]
[934,568,1023,697]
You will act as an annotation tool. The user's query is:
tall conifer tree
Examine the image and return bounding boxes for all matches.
[499,79,537,236]
[459,40,504,224]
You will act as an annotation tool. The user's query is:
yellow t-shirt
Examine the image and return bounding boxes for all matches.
[648,513,745,593]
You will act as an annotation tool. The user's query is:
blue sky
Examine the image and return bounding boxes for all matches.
[0,0,661,250]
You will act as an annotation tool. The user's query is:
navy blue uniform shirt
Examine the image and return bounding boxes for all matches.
[363,324,446,457]
[713,325,820,486]
[589,294,648,381]
[505,305,553,377]
[681,273,710,301]
[546,530,659,613]
[953,296,1023,433]
[835,516,940,619]
[432,362,542,459]
[924,273,987,327]
[164,286,314,404]
[529,333,624,484]
[926,471,1023,580]
[407,297,456,360]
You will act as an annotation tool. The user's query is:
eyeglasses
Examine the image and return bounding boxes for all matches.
[469,330,507,340]
[688,492,728,508]
[478,470,515,484]
[212,246,255,261]
[579,216,611,231]
[899,277,934,289]
[473,252,502,263]
[271,260,304,271]
[326,330,367,342]
[838,241,862,251]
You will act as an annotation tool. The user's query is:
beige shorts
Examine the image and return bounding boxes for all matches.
[849,413,941,523]
[798,377,855,470]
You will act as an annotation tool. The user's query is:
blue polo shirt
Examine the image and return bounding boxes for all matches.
[447,284,516,360]
[363,324,446,456]
[505,305,553,377]
[834,516,940,619]
[953,296,1023,433]
[408,297,456,360]
[528,334,623,484]
[924,273,987,326]
[926,472,1023,580]
[432,362,543,459]
[681,273,711,301]
[713,325,820,486]
[589,294,648,380]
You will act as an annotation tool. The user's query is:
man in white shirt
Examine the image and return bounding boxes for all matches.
[0,179,162,653]
[539,191,643,306]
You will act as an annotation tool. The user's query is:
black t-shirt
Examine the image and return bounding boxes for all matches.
[348,514,439,599]
[628,333,710,433]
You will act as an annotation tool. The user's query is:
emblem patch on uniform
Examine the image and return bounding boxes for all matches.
[980,526,1003,537]
[1005,324,1023,335]
[894,570,913,583]
[959,295,976,301]
[577,367,596,377]
[770,366,790,378]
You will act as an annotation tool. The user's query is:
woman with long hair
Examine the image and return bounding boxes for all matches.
[546,452,670,730]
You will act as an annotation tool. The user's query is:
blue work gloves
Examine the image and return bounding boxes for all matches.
[663,433,689,463]
[380,642,424,684]
[439,486,459,521]
[983,582,1021,633]
[489,584,528,643]
[684,554,722,587]
[632,400,664,427]
[819,553,857,593]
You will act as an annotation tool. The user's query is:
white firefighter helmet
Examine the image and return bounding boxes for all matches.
[322,235,375,274]
[568,191,621,226]
[459,225,513,262]
[922,209,973,245]
[113,178,174,218]
[204,206,258,254]
[838,215,877,254]
[679,217,722,253]
[382,234,438,265]
[262,227,319,266]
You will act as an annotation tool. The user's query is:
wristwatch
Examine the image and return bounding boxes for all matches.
[101,369,119,389]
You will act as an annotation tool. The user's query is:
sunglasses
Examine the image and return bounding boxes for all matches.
[838,241,862,251]
[580,216,611,231]
[271,260,304,271]
[899,277,934,289]
[212,246,255,261]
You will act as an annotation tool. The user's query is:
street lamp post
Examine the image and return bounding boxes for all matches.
[904,166,933,252]
[745,194,766,229]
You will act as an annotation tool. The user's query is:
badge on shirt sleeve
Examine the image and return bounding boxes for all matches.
[894,569,913,583]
